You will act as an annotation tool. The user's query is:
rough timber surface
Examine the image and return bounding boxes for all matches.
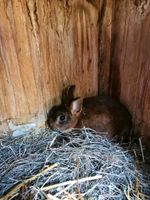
[110,0,150,146]
[0,0,100,133]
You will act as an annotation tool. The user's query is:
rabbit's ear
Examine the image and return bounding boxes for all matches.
[62,85,76,106]
[70,98,82,115]
[67,85,75,98]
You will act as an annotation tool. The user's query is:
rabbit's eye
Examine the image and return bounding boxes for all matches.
[57,115,68,124]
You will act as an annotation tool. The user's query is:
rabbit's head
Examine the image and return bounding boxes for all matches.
[46,85,82,132]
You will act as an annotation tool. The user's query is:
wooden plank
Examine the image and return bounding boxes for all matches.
[0,0,100,134]
[98,0,113,95]
[110,0,150,146]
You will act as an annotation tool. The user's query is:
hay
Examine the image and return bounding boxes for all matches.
[0,128,150,200]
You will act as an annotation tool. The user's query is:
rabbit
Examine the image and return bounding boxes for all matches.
[46,85,132,139]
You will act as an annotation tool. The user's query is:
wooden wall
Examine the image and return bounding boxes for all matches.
[99,0,150,146]
[0,0,100,134]
[0,0,150,146]
[110,0,150,146]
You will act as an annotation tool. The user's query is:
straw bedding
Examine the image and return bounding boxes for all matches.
[0,128,150,200]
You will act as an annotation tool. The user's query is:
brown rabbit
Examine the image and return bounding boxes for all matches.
[46,85,132,139]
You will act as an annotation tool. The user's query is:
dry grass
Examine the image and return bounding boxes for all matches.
[0,128,150,200]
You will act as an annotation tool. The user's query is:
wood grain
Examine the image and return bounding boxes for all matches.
[110,0,150,146]
[1,0,150,146]
[98,0,113,95]
[0,0,100,134]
